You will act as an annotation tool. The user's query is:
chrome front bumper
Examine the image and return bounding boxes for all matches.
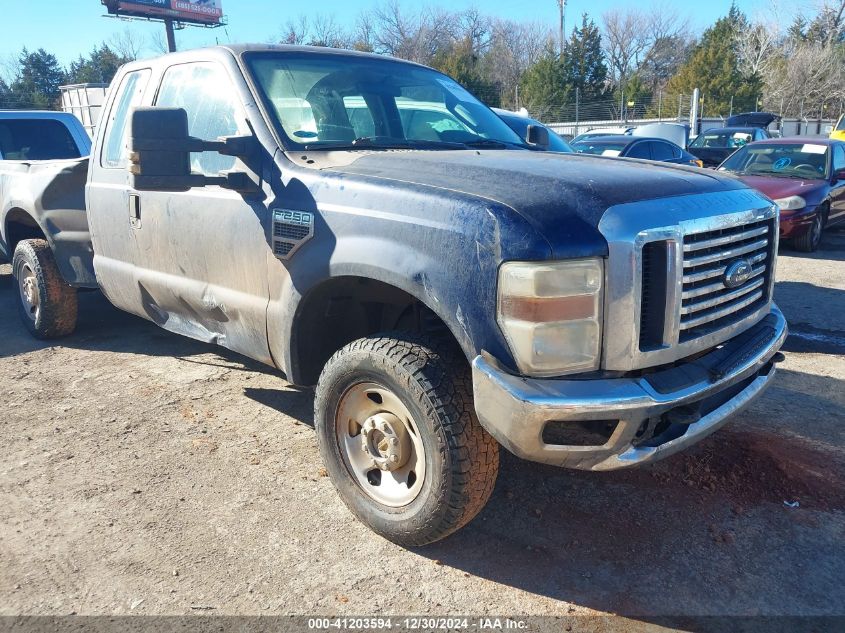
[472,305,787,471]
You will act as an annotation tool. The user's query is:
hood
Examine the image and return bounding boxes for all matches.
[734,174,829,203]
[328,150,748,255]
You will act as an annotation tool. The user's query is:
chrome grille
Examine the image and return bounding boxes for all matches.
[679,218,774,342]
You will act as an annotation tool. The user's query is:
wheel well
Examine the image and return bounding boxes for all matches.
[292,276,461,386]
[5,208,46,254]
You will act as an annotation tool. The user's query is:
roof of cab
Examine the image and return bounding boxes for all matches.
[128,44,428,70]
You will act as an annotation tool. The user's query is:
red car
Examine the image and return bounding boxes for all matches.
[718,137,845,251]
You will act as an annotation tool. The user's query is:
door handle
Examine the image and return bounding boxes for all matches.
[129,193,141,229]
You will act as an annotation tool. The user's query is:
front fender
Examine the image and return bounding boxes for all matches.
[265,169,552,384]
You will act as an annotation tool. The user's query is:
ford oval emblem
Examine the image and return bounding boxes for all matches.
[724,259,753,289]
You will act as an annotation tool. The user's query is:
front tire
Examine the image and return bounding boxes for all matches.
[793,208,825,252]
[314,333,499,546]
[11,239,78,339]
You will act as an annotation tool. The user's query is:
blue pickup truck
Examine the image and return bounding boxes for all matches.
[2,46,787,545]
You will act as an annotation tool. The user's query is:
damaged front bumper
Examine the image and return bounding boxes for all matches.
[471,305,787,471]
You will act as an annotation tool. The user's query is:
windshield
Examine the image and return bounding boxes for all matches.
[247,53,526,150]
[719,142,830,179]
[572,141,627,157]
[838,116,845,132]
[690,129,752,149]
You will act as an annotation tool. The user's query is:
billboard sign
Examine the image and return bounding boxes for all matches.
[103,0,223,25]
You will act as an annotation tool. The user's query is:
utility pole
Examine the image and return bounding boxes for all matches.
[690,88,700,134]
[575,87,580,135]
[558,0,567,58]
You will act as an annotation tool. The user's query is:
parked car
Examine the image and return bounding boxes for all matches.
[492,108,572,152]
[688,127,774,167]
[725,112,781,128]
[571,127,633,144]
[2,45,786,546]
[572,135,703,166]
[831,114,845,142]
[0,111,90,160]
[631,122,690,148]
[718,138,845,251]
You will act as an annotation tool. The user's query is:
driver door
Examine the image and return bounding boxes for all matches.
[92,61,273,364]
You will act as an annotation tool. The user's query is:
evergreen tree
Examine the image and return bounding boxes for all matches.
[9,48,66,110]
[664,5,761,116]
[432,37,501,107]
[518,46,569,119]
[68,44,130,85]
[562,14,609,102]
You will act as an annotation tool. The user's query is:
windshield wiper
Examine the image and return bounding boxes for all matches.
[463,138,527,150]
[351,136,467,150]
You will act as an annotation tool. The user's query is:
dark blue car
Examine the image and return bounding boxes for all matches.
[572,134,703,167]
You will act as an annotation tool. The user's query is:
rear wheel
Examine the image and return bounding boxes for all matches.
[314,333,499,546]
[11,239,78,339]
[793,207,826,252]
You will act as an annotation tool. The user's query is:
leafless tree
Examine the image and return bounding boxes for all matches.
[110,27,145,61]
[765,41,845,117]
[149,31,169,55]
[482,19,553,108]
[602,4,690,89]
[280,15,311,46]
[0,53,20,85]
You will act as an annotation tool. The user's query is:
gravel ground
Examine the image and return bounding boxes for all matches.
[0,231,843,630]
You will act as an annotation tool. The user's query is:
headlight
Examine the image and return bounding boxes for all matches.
[497,259,603,377]
[774,195,806,211]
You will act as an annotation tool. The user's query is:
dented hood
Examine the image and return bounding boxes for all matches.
[330,150,749,254]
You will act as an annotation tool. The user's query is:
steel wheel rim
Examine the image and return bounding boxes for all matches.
[812,215,822,246]
[335,381,426,507]
[17,263,39,323]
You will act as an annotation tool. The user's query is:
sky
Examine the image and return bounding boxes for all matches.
[0,0,805,69]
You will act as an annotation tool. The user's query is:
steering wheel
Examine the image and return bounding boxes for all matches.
[794,163,821,174]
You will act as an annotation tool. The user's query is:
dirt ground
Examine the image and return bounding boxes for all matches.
[1,230,844,630]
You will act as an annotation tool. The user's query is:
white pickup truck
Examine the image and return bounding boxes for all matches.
[0,111,94,336]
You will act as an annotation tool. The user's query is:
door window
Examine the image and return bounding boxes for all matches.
[833,145,845,173]
[626,142,651,159]
[155,62,248,176]
[101,69,151,168]
[651,142,676,161]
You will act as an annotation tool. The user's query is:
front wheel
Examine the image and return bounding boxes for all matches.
[11,239,78,339]
[314,333,499,546]
[793,209,825,252]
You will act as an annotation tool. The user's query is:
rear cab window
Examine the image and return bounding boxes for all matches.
[0,119,81,160]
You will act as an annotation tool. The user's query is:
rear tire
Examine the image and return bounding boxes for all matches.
[314,333,499,546]
[11,239,78,339]
[792,208,826,252]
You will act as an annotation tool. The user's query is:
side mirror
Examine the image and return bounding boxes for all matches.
[526,124,550,149]
[128,107,257,192]
[834,169,845,183]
